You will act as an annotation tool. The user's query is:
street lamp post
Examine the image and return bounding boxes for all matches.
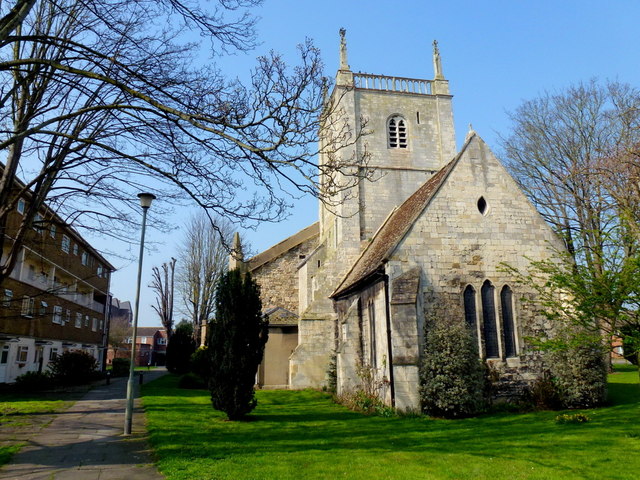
[124,192,156,435]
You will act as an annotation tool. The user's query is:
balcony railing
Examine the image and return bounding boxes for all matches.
[353,73,433,95]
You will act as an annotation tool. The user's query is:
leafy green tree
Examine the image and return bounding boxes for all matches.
[166,322,196,375]
[420,320,485,419]
[207,269,268,420]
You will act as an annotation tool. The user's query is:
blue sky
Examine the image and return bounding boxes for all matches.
[106,0,640,326]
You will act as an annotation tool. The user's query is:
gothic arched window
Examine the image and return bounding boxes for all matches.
[481,280,499,358]
[388,115,407,149]
[501,285,517,357]
[463,285,477,333]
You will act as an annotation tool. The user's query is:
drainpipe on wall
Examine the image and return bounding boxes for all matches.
[382,273,395,407]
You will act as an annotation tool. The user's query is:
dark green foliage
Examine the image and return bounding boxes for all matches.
[207,269,268,420]
[547,335,608,409]
[190,347,210,379]
[111,358,130,377]
[179,372,207,389]
[47,350,99,385]
[166,328,196,374]
[420,320,486,418]
[620,324,640,365]
[14,371,54,392]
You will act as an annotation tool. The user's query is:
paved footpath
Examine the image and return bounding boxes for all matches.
[0,369,167,480]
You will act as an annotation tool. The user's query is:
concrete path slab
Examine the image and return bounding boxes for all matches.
[0,369,167,480]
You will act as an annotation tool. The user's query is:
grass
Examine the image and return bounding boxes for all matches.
[142,364,640,480]
[0,391,81,466]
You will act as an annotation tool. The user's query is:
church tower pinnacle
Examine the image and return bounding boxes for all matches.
[336,28,353,87]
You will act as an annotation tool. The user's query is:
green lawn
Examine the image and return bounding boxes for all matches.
[142,365,640,480]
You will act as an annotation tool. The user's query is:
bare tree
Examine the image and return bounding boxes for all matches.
[0,0,367,284]
[108,312,132,360]
[177,213,233,346]
[150,257,176,338]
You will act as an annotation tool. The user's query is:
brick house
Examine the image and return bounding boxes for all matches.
[0,183,114,383]
[134,327,168,366]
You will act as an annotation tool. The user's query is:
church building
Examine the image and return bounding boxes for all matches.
[242,31,563,411]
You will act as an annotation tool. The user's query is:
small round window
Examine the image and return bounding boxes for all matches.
[477,196,489,215]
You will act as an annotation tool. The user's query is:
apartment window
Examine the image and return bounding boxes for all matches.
[49,347,59,361]
[92,317,97,331]
[39,301,48,315]
[33,213,44,233]
[53,305,63,324]
[99,319,104,331]
[21,296,35,317]
[2,289,12,308]
[16,346,29,363]
[81,252,88,266]
[73,244,78,255]
[157,337,167,345]
[61,235,71,253]
[84,315,89,327]
[388,115,408,149]
[66,309,71,324]
[17,198,26,214]
[1,345,9,364]
[97,265,103,278]
[75,312,82,328]
[50,224,56,238]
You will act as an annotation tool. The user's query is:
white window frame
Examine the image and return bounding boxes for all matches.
[91,317,97,332]
[81,252,88,266]
[16,345,29,363]
[39,301,48,315]
[53,305,63,324]
[73,244,78,255]
[50,224,56,238]
[49,347,59,361]
[21,296,35,317]
[75,312,82,328]
[66,309,71,324]
[16,198,26,215]
[61,235,71,253]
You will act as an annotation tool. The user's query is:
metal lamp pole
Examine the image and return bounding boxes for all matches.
[124,192,156,435]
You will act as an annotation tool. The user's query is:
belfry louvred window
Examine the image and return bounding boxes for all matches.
[388,116,407,148]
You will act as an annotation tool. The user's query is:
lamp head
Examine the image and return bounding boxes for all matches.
[137,192,156,209]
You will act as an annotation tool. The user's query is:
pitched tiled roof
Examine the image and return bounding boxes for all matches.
[136,327,165,337]
[264,306,298,326]
[247,222,319,271]
[331,137,474,298]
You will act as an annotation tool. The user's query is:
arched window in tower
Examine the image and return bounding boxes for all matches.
[500,285,517,357]
[388,115,408,149]
[481,280,499,358]
[463,285,477,333]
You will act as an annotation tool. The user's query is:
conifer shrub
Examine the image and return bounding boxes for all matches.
[48,350,99,385]
[420,320,486,418]
[547,334,608,409]
[166,326,196,375]
[207,269,268,420]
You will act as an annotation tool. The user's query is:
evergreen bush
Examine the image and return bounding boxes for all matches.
[207,269,268,420]
[111,358,130,377]
[48,350,99,385]
[547,335,608,409]
[620,324,640,366]
[166,327,196,374]
[420,320,486,418]
[15,371,54,392]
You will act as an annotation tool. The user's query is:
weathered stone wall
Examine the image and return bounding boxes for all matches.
[251,233,318,314]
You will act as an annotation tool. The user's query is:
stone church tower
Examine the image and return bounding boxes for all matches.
[290,32,458,387]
